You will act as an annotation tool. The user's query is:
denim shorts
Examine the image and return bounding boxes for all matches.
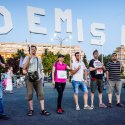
[71,80,88,94]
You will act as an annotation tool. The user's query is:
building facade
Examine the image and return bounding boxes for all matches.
[114,45,125,72]
[0,42,83,60]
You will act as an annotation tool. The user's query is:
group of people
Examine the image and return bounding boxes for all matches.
[0,45,124,120]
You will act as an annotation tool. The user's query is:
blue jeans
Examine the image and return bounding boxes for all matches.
[72,80,88,94]
[0,81,4,115]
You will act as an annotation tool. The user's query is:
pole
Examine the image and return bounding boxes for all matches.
[70,39,71,67]
[101,45,103,64]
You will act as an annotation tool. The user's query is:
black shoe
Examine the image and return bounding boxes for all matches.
[108,103,112,108]
[116,103,124,107]
[41,110,50,116]
[27,110,34,116]
[0,115,10,120]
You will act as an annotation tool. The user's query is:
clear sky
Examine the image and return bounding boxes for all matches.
[0,0,125,60]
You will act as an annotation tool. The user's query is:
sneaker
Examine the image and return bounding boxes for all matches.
[0,115,10,120]
[57,109,63,114]
[107,103,112,108]
[60,108,64,112]
[84,105,93,110]
[116,103,124,107]
[90,105,95,109]
[76,105,80,111]
[99,103,107,108]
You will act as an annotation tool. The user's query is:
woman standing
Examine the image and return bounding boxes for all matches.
[5,67,14,94]
[52,54,70,114]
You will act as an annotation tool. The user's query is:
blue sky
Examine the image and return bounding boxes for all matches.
[0,0,125,60]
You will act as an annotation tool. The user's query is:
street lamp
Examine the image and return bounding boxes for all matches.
[51,33,72,66]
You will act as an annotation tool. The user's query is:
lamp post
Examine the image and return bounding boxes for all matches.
[51,33,72,66]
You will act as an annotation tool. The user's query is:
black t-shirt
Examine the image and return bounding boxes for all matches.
[89,59,104,79]
[0,56,5,81]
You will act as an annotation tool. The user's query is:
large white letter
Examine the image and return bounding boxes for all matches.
[91,23,105,46]
[77,19,84,42]
[27,6,47,34]
[121,25,125,45]
[55,8,72,33]
[0,6,13,35]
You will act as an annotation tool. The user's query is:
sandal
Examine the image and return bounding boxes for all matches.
[27,110,34,116]
[41,110,50,116]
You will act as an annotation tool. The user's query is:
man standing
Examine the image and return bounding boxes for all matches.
[89,50,107,109]
[71,52,92,111]
[106,53,123,108]
[23,45,50,116]
[0,55,9,120]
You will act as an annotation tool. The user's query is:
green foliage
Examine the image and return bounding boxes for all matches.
[42,52,58,73]
[98,54,112,66]
[64,54,70,66]
[6,49,26,74]
[12,49,26,59]
[83,54,89,68]
[42,52,70,73]
[6,57,19,74]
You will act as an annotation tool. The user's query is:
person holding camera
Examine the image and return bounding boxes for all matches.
[23,45,50,116]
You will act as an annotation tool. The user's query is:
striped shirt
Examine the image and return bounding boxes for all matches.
[106,61,121,81]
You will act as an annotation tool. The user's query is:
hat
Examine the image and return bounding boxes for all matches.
[58,54,64,58]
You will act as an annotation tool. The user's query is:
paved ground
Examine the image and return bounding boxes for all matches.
[0,83,125,125]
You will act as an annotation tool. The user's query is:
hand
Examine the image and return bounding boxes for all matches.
[97,66,103,69]
[84,79,87,83]
[77,65,81,70]
[52,80,55,86]
[23,69,27,75]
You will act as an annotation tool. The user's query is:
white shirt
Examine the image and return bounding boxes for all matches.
[72,60,87,81]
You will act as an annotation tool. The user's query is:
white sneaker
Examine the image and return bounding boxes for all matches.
[76,105,80,111]
[84,105,93,110]
[91,105,94,109]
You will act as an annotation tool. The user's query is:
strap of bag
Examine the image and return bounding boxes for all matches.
[36,57,39,72]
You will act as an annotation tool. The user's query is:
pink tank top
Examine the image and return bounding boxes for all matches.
[53,61,67,83]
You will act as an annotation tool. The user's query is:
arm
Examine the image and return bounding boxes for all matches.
[52,66,55,85]
[106,71,109,81]
[0,62,5,68]
[66,65,71,70]
[106,62,110,80]
[84,69,88,81]
[102,66,106,71]
[89,66,98,71]
[70,66,81,75]
[23,56,30,75]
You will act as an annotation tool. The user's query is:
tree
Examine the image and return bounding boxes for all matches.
[6,57,19,74]
[42,52,58,73]
[64,54,70,66]
[6,49,26,74]
[42,52,71,73]
[98,54,111,66]
[83,54,89,68]
[0,55,5,73]
[12,49,26,58]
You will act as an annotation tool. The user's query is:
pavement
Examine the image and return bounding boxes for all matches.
[0,83,125,125]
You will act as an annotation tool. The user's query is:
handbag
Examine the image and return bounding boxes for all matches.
[27,57,39,82]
